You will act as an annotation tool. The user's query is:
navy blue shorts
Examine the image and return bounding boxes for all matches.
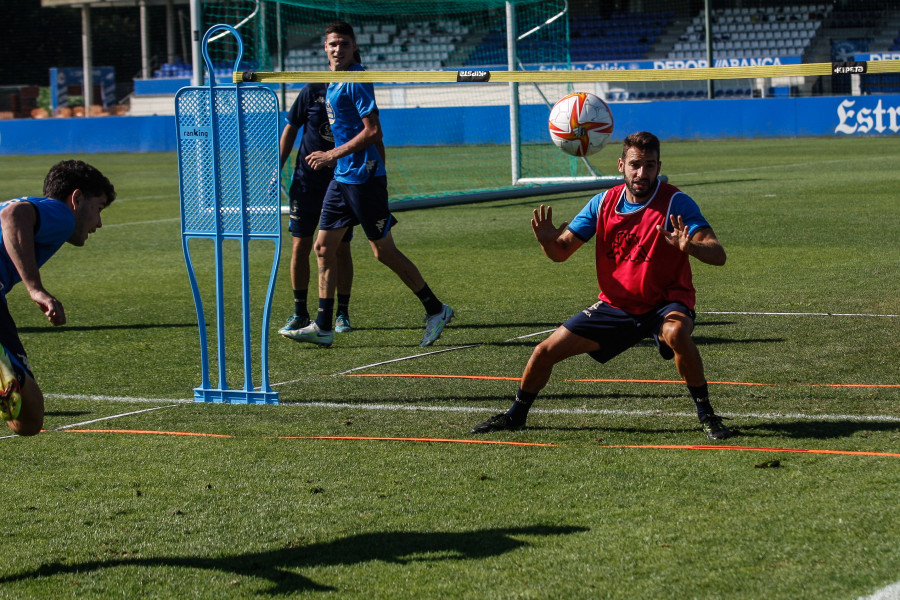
[287,178,353,242]
[319,175,398,241]
[562,300,695,364]
[0,298,32,378]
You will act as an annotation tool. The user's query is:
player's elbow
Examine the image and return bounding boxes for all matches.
[710,248,727,266]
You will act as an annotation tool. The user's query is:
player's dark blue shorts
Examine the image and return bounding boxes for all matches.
[287,177,353,243]
[319,175,398,241]
[0,297,32,378]
[562,300,695,364]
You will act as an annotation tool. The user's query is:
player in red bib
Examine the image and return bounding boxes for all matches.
[472,131,732,440]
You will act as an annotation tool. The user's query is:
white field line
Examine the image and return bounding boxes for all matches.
[0,403,183,440]
[45,393,192,404]
[16,395,900,429]
[50,404,183,431]
[274,330,559,386]
[105,217,179,228]
[671,158,853,178]
[704,311,899,318]
[858,581,900,600]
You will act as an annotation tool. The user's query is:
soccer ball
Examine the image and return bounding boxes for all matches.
[548,92,614,157]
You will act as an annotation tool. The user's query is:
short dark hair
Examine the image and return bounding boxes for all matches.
[43,160,116,205]
[325,20,362,63]
[621,131,660,159]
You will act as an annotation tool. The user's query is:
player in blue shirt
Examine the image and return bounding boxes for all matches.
[278,82,355,338]
[0,160,115,436]
[295,21,454,348]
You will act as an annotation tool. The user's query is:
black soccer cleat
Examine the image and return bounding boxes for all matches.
[700,414,733,440]
[471,412,525,434]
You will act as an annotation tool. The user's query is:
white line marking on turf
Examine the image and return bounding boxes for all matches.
[507,329,556,340]
[51,404,182,431]
[273,330,558,387]
[106,217,180,228]
[704,311,899,318]
[0,403,183,440]
[858,581,900,600]
[45,393,192,404]
[334,345,481,376]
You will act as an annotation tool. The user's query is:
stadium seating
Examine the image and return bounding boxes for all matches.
[667,4,830,60]
[467,11,674,65]
[286,20,469,71]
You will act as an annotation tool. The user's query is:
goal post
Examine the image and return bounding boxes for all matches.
[196,0,620,206]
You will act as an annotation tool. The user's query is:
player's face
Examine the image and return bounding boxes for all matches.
[618,146,660,202]
[324,33,357,72]
[68,191,107,247]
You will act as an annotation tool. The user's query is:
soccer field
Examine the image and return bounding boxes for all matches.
[0,137,898,599]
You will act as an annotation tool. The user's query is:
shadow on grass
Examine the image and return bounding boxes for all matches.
[0,525,588,594]
[18,323,197,334]
[43,411,92,418]
[732,420,900,440]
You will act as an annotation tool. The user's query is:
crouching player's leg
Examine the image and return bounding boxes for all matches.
[0,345,43,436]
[0,299,44,435]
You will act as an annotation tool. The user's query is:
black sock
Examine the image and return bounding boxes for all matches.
[507,388,537,425]
[336,293,350,318]
[688,384,714,420]
[415,284,443,315]
[293,289,308,319]
[315,298,334,332]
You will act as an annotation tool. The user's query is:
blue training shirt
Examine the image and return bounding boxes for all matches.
[0,197,74,297]
[325,63,387,184]
[568,180,710,242]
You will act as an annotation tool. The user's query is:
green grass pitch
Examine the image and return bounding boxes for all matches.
[0,136,898,599]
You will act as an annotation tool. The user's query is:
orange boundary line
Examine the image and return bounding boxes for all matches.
[605,444,900,457]
[344,373,520,381]
[341,373,899,388]
[65,429,232,438]
[279,435,557,447]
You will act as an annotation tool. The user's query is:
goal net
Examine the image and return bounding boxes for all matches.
[199,0,616,206]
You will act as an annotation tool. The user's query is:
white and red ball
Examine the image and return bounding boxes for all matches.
[548,92,614,157]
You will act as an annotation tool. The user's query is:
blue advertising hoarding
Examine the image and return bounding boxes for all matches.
[2,93,898,156]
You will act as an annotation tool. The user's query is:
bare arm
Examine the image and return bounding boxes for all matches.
[306,110,383,170]
[0,202,66,325]
[657,215,727,266]
[531,204,585,262]
[278,123,299,171]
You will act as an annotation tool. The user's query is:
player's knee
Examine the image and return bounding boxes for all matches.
[313,241,334,261]
[530,341,559,368]
[370,243,398,266]
[660,317,693,350]
[10,419,42,436]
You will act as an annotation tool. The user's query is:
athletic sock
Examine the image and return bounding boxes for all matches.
[415,284,443,316]
[336,293,351,319]
[2,346,26,387]
[688,383,714,420]
[507,388,537,425]
[315,298,335,332]
[293,289,308,319]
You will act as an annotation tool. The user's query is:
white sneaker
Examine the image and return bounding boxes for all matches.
[283,322,334,347]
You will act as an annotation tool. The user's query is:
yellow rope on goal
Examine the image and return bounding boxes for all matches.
[235,59,900,85]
